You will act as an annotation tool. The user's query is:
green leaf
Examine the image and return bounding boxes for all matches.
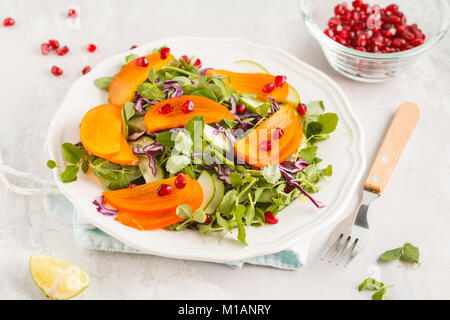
[230,172,242,187]
[60,165,79,183]
[61,143,82,164]
[298,146,318,163]
[173,130,193,156]
[191,88,217,101]
[185,115,205,140]
[81,160,90,174]
[358,278,385,291]
[380,247,403,262]
[192,209,207,223]
[234,205,247,244]
[109,171,129,190]
[137,82,165,100]
[166,155,191,175]
[217,190,238,215]
[47,160,57,169]
[372,287,387,300]
[123,102,136,121]
[94,77,114,91]
[125,54,139,63]
[148,67,156,84]
[176,204,193,219]
[321,164,333,177]
[156,131,175,148]
[306,122,323,138]
[306,101,325,115]
[262,164,281,184]
[318,113,339,134]
[402,242,420,263]
[220,118,238,129]
[243,204,255,226]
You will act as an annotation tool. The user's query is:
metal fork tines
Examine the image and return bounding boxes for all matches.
[321,190,378,267]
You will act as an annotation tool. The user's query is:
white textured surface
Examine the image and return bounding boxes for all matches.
[0,0,449,300]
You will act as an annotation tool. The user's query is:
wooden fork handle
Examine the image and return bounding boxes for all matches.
[364,102,420,195]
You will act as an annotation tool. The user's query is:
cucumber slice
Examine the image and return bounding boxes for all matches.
[204,174,225,214]
[128,117,145,133]
[197,171,216,211]
[233,60,269,74]
[129,136,164,183]
[240,97,267,114]
[286,84,301,105]
[203,125,231,153]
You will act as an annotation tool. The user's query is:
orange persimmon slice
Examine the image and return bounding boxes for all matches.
[109,53,175,106]
[80,104,138,166]
[234,104,302,168]
[144,95,236,133]
[103,175,202,215]
[205,69,289,102]
[114,180,204,231]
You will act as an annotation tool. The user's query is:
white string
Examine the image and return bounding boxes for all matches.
[0,150,61,196]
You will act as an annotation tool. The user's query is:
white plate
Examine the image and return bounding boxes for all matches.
[47,37,366,263]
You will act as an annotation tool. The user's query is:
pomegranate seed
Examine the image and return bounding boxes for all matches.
[82,66,91,75]
[51,66,63,76]
[68,9,77,18]
[56,46,69,56]
[392,37,406,48]
[355,46,367,52]
[352,21,365,31]
[334,4,348,15]
[157,184,173,196]
[181,55,190,64]
[130,45,138,50]
[273,128,284,140]
[48,39,59,49]
[352,0,363,8]
[297,103,307,116]
[181,100,195,113]
[3,17,15,27]
[402,31,415,42]
[396,24,408,34]
[193,58,202,68]
[324,29,334,38]
[174,173,186,189]
[262,83,275,93]
[41,43,50,56]
[128,184,137,188]
[386,4,399,14]
[284,186,294,193]
[160,47,171,60]
[274,75,286,88]
[203,214,212,225]
[134,56,149,67]
[236,104,246,114]
[388,15,402,24]
[86,43,97,53]
[328,17,341,29]
[335,36,347,46]
[259,140,272,152]
[411,37,424,47]
[158,103,173,114]
[264,212,279,224]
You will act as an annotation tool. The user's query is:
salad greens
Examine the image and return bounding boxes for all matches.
[380,242,420,264]
[48,48,339,244]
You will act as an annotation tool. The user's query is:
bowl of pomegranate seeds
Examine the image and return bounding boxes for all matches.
[300,0,450,82]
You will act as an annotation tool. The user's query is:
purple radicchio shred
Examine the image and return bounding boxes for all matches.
[199,68,212,76]
[133,95,160,115]
[93,196,118,216]
[217,165,232,185]
[132,143,164,176]
[127,130,146,142]
[239,113,261,119]
[279,167,325,209]
[162,80,183,98]
[279,158,310,174]
[214,123,237,145]
[75,141,82,147]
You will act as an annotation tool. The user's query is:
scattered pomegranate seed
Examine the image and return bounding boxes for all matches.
[193,58,202,68]
[128,184,137,188]
[41,43,50,56]
[181,100,195,113]
[274,75,287,88]
[262,83,275,93]
[236,104,246,114]
[51,66,63,76]
[82,66,91,75]
[134,56,149,67]
[3,17,15,27]
[324,1,425,53]
[203,214,212,225]
[157,184,173,196]
[68,9,78,18]
[86,43,97,53]
[260,140,272,152]
[264,211,279,224]
[158,103,173,114]
[181,55,190,64]
[297,103,307,116]
[130,45,138,50]
[160,47,171,60]
[174,173,186,189]
[48,39,60,49]
[273,128,284,140]
[56,46,69,56]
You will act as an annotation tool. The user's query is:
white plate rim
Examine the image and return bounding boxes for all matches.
[46,36,366,263]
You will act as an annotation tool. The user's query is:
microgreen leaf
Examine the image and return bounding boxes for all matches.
[318,113,339,134]
[217,190,238,215]
[230,172,242,187]
[192,209,207,223]
[380,247,403,262]
[402,242,420,264]
[94,77,113,91]
[371,287,387,300]
[156,131,176,148]
[47,160,57,169]
[125,54,139,63]
[176,204,193,219]
[61,143,82,164]
[60,165,79,183]
[234,205,247,244]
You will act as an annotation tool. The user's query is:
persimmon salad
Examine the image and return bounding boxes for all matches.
[48,46,338,244]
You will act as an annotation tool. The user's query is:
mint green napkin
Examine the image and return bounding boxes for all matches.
[43,194,311,270]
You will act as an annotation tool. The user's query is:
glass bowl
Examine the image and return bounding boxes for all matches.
[299,0,450,83]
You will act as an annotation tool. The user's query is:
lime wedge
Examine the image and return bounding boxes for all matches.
[30,255,90,300]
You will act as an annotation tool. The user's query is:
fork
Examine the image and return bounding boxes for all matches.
[321,102,420,266]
